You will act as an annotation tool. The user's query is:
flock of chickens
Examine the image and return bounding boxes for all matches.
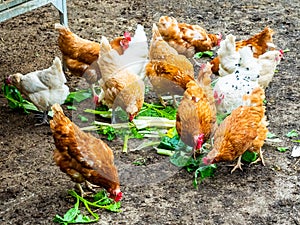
[5,15,284,201]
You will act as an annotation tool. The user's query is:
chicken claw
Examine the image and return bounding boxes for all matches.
[76,182,100,197]
[230,155,243,173]
[34,111,49,126]
[249,149,265,166]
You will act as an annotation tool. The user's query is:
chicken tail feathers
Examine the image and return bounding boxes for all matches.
[242,87,265,107]
[152,23,162,41]
[100,36,113,55]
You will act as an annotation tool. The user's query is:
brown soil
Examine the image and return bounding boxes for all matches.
[0,0,300,224]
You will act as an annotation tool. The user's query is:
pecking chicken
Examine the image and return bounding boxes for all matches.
[54,23,131,100]
[157,16,221,58]
[6,57,69,125]
[50,103,122,201]
[97,36,145,122]
[146,23,195,107]
[213,46,261,114]
[176,62,217,154]
[211,27,275,74]
[203,87,268,173]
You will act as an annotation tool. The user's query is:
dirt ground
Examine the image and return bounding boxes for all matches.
[1,0,300,224]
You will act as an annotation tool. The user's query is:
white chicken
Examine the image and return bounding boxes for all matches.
[217,34,240,77]
[98,24,148,79]
[213,47,261,114]
[6,57,69,125]
[257,49,283,88]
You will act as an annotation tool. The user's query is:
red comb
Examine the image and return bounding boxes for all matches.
[124,31,131,41]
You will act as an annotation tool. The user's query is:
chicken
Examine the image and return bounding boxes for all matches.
[6,57,69,125]
[50,103,122,201]
[176,63,217,154]
[55,23,131,100]
[213,47,261,114]
[146,23,195,107]
[211,27,275,74]
[97,36,145,122]
[157,16,222,58]
[257,49,283,88]
[116,24,149,78]
[214,34,240,77]
[203,87,268,173]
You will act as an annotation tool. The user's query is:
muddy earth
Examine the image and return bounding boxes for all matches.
[0,0,300,224]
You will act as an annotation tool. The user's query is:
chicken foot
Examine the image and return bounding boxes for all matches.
[158,94,179,108]
[249,149,265,166]
[34,111,49,126]
[76,181,100,197]
[230,155,244,173]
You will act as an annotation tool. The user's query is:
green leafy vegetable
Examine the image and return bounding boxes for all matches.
[2,83,38,113]
[241,151,258,163]
[166,135,216,188]
[216,113,230,125]
[84,109,112,118]
[64,89,92,104]
[78,115,89,122]
[285,130,299,138]
[155,147,175,156]
[194,51,214,59]
[277,147,289,152]
[193,164,217,188]
[138,102,177,120]
[292,140,300,143]
[96,125,117,141]
[67,105,77,110]
[283,48,290,53]
[54,189,121,225]
[132,157,146,166]
[267,132,277,138]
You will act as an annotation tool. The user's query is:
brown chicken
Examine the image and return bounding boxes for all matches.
[211,27,275,74]
[203,87,268,173]
[54,23,131,100]
[146,23,195,107]
[97,36,145,122]
[50,103,122,201]
[157,16,221,58]
[176,63,217,154]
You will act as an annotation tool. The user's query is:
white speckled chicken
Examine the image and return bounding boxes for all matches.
[213,47,261,114]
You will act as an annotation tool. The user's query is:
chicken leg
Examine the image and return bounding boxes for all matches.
[230,155,243,173]
[249,149,265,166]
[34,111,49,126]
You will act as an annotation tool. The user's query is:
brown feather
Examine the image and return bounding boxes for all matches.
[50,104,120,192]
